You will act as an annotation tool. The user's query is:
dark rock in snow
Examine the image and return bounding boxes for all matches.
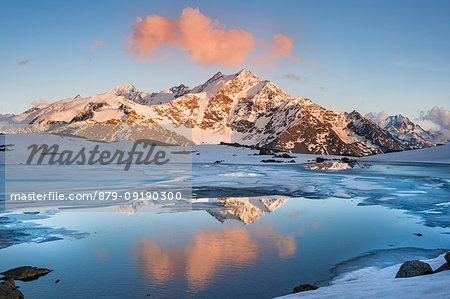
[258,148,272,155]
[261,159,283,163]
[275,153,294,158]
[340,157,356,163]
[292,284,319,293]
[395,260,433,278]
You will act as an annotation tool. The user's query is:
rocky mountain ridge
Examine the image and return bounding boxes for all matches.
[0,69,435,156]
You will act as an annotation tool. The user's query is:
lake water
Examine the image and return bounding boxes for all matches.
[0,162,449,298]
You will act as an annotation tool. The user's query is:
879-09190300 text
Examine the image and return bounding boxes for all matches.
[9,191,184,201]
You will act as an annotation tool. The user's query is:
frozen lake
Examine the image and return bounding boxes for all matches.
[0,159,449,298]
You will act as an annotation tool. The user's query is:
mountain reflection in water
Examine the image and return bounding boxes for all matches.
[132,223,297,292]
[116,196,289,225]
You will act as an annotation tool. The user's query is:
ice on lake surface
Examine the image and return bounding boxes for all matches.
[0,161,449,298]
[191,162,450,227]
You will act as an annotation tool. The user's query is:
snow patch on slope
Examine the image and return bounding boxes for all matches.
[360,144,450,164]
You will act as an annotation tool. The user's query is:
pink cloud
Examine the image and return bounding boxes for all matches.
[267,34,293,57]
[252,34,301,67]
[18,59,31,65]
[127,15,178,58]
[127,7,298,68]
[128,7,254,67]
[178,7,254,67]
[282,73,301,81]
[90,40,106,51]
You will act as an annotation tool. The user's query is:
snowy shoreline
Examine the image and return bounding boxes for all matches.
[277,252,450,298]
[194,143,450,165]
[2,132,449,165]
[359,144,450,164]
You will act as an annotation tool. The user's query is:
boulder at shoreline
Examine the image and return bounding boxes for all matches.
[395,260,433,278]
[1,266,52,281]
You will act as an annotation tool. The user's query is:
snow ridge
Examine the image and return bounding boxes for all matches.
[1,69,436,156]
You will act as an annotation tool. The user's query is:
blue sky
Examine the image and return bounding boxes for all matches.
[0,0,449,128]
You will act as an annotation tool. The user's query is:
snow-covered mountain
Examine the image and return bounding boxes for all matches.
[1,69,435,156]
[368,114,433,149]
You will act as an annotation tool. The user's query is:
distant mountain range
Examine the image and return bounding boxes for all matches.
[0,69,438,156]
[370,114,433,149]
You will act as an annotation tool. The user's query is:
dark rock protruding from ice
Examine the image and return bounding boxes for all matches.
[292,284,319,293]
[395,260,433,278]
[0,266,52,281]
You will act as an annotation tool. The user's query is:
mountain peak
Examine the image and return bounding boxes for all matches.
[348,110,363,118]
[192,71,226,94]
[382,114,413,127]
[377,114,433,148]
[112,84,138,97]
[168,84,190,98]
[114,83,136,91]
[4,68,436,156]
[391,114,407,121]
[209,71,225,82]
[236,68,260,80]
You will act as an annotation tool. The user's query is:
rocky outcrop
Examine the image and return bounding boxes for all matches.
[1,266,52,281]
[292,284,319,293]
[395,260,433,278]
[169,84,190,98]
[3,69,434,156]
[0,278,24,299]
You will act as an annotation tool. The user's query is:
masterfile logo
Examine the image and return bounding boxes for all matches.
[2,124,193,212]
[26,139,170,171]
